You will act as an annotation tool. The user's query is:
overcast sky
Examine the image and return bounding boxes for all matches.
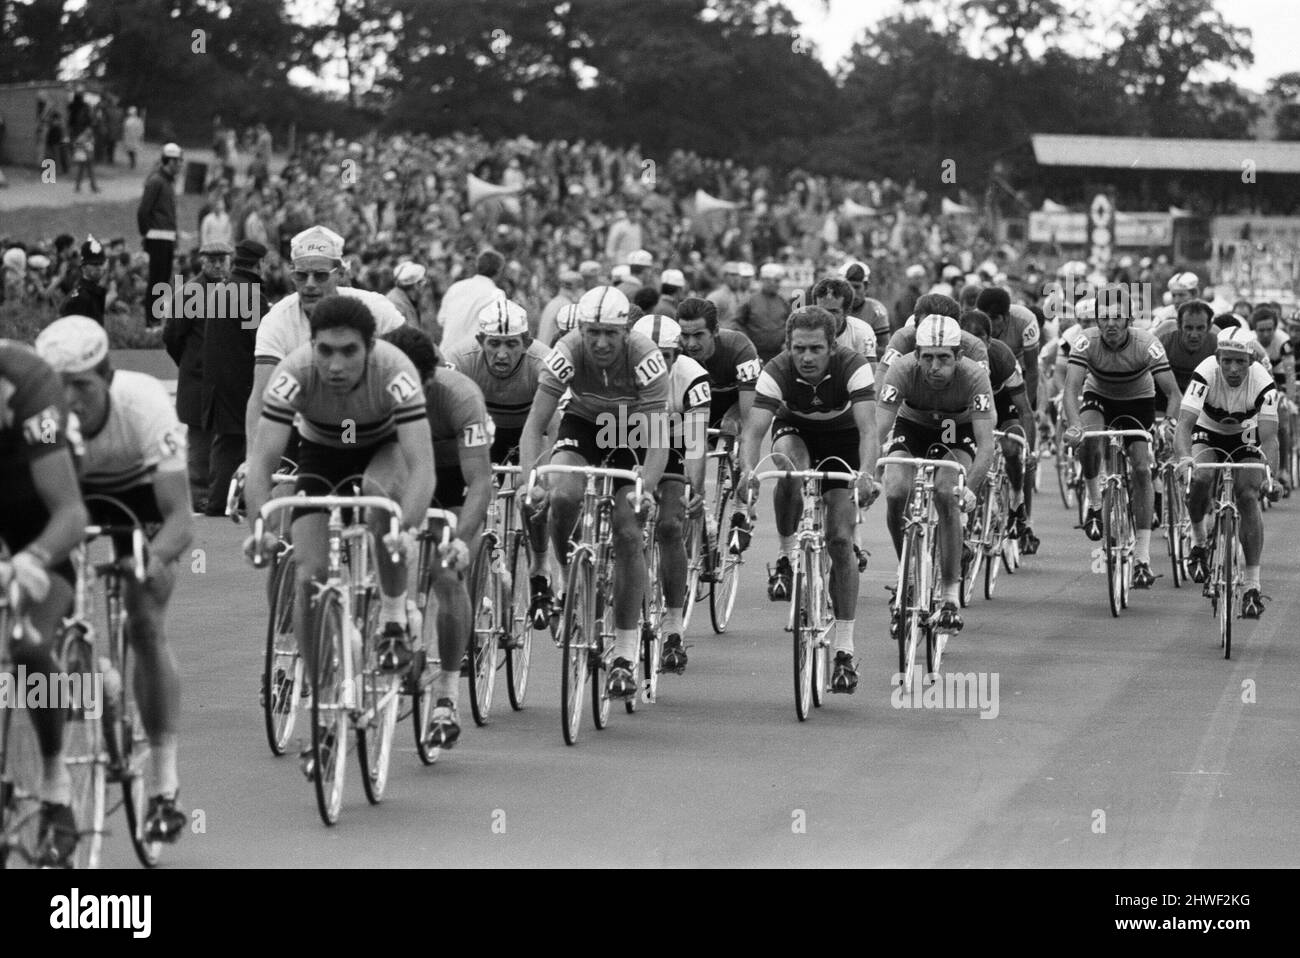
[785,0,1299,93]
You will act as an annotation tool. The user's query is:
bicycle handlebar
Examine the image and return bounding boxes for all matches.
[876,457,968,482]
[529,464,647,514]
[1191,462,1271,473]
[252,495,403,568]
[1080,429,1152,442]
[752,468,858,484]
[993,430,1029,450]
[83,524,147,584]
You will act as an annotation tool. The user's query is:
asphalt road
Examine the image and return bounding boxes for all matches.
[85,468,1300,868]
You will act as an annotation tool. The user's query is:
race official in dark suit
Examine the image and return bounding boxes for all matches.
[59,235,108,325]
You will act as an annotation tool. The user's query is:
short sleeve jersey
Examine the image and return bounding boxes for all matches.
[424,366,492,466]
[986,338,1024,395]
[860,298,891,340]
[1067,327,1170,400]
[261,339,427,448]
[254,287,407,366]
[879,355,994,427]
[0,341,70,472]
[1260,331,1294,388]
[1001,304,1042,361]
[1182,356,1278,437]
[79,371,187,493]
[880,324,989,373]
[838,315,878,363]
[446,339,548,430]
[697,328,760,421]
[537,329,670,423]
[754,346,875,433]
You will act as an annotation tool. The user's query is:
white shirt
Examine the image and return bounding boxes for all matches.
[254,286,407,365]
[436,275,502,353]
[78,371,187,493]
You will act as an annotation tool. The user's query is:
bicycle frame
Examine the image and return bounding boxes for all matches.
[1080,428,1149,617]
[1193,460,1269,660]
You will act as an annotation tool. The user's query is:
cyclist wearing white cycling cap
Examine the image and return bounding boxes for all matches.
[878,314,995,635]
[632,314,710,675]
[35,315,195,845]
[1151,271,1199,328]
[1175,326,1279,618]
[519,286,670,700]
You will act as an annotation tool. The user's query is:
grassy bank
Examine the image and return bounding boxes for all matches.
[1,301,163,349]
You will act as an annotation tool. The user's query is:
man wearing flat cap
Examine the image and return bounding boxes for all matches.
[59,234,109,325]
[201,239,266,515]
[387,261,426,328]
[163,238,233,512]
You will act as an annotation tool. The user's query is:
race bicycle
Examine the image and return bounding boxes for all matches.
[1080,427,1151,618]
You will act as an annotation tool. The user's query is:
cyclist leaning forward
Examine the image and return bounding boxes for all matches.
[1062,287,1181,589]
[878,315,995,635]
[518,286,670,700]
[740,306,880,694]
[1175,327,1279,619]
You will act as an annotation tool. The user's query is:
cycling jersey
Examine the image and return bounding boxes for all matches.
[880,322,989,372]
[0,340,70,471]
[1157,329,1217,394]
[986,338,1023,395]
[261,339,427,448]
[693,328,760,424]
[424,365,492,466]
[254,287,407,366]
[859,297,891,342]
[839,315,878,363]
[999,304,1042,361]
[76,371,187,493]
[754,346,875,433]
[1258,331,1295,390]
[1182,356,1278,437]
[537,329,670,423]
[879,355,994,427]
[1066,327,1170,400]
[446,339,548,431]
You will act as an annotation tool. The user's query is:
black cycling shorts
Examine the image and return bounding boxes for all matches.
[552,413,640,489]
[292,434,396,520]
[884,417,977,461]
[1191,428,1265,464]
[490,425,522,465]
[0,469,75,587]
[1079,392,1154,445]
[432,464,466,509]
[770,422,859,491]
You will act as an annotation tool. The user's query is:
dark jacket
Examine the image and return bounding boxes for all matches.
[163,280,215,428]
[60,282,107,325]
[137,166,177,237]
[201,266,263,434]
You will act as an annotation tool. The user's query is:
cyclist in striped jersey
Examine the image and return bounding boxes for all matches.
[1062,287,1181,588]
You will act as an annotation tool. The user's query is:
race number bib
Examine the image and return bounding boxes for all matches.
[1147,341,1167,363]
[543,349,575,384]
[972,393,992,412]
[881,348,902,366]
[1261,389,1280,414]
[735,358,762,383]
[387,371,421,404]
[1185,380,1208,403]
[634,352,667,387]
[685,381,712,409]
[879,384,900,404]
[1021,318,1041,349]
[268,371,301,403]
[461,422,489,447]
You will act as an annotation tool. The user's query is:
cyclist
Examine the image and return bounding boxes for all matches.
[1062,287,1181,589]
[839,260,891,356]
[960,310,1039,552]
[878,315,995,634]
[0,338,87,866]
[631,314,710,674]
[1175,327,1279,618]
[245,225,407,439]
[35,316,194,844]
[676,296,761,553]
[813,276,878,365]
[739,306,879,693]
[879,293,990,377]
[242,295,436,768]
[385,325,493,748]
[1249,307,1295,489]
[518,285,670,700]
[1151,272,1200,333]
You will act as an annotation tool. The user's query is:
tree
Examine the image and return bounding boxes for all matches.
[962,0,1072,65]
[0,0,73,83]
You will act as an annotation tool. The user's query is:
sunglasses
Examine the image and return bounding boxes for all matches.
[292,268,336,284]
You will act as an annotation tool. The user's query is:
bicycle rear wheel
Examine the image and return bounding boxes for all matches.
[1102,485,1122,618]
[681,513,705,635]
[984,482,1005,600]
[925,531,943,678]
[356,612,399,806]
[1218,511,1236,659]
[591,575,612,730]
[412,605,440,765]
[262,550,301,755]
[960,490,986,608]
[791,551,813,721]
[466,540,500,727]
[505,531,532,710]
[810,550,831,709]
[309,592,348,826]
[1163,466,1184,587]
[710,470,742,634]
[630,538,663,713]
[62,633,106,869]
[0,706,43,869]
[106,628,161,867]
[560,554,593,746]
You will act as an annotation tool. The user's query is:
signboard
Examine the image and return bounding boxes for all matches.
[1028,211,1087,244]
[1211,216,1300,247]
[1114,212,1173,247]
[1089,193,1114,270]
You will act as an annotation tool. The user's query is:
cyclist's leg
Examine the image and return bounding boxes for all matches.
[1077,393,1107,511]
[654,475,688,636]
[1185,433,1219,580]
[767,425,809,599]
[1117,401,1157,575]
[1277,402,1293,486]
[882,419,925,556]
[289,511,330,679]
[426,512,471,745]
[547,415,598,581]
[998,421,1025,520]
[609,466,649,691]
[1233,446,1266,605]
[934,441,976,609]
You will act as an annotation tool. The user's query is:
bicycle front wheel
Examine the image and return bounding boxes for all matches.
[984,482,1005,601]
[262,550,301,755]
[0,706,43,869]
[960,492,986,608]
[505,531,532,710]
[560,553,594,746]
[1218,511,1236,659]
[62,635,106,869]
[309,592,348,826]
[466,540,500,727]
[1164,466,1184,587]
[809,548,830,709]
[791,553,813,721]
[356,617,399,805]
[1102,485,1122,618]
[681,513,704,635]
[895,526,924,693]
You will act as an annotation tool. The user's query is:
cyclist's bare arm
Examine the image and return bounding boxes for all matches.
[148,468,195,566]
[1022,342,1041,409]
[245,363,275,439]
[1062,364,1087,426]
[967,418,996,492]
[1173,408,1198,462]
[683,407,709,494]
[519,389,561,488]
[1011,386,1035,447]
[739,406,775,480]
[875,402,899,453]
[641,444,670,491]
[736,389,755,428]
[1154,369,1183,420]
[853,399,880,476]
[28,450,88,566]
[245,416,293,527]
[1259,418,1280,474]
[454,442,493,546]
[395,418,436,531]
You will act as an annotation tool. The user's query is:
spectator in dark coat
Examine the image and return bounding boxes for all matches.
[163,239,231,512]
[200,239,265,515]
[734,263,791,362]
[59,235,108,324]
[138,143,182,329]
